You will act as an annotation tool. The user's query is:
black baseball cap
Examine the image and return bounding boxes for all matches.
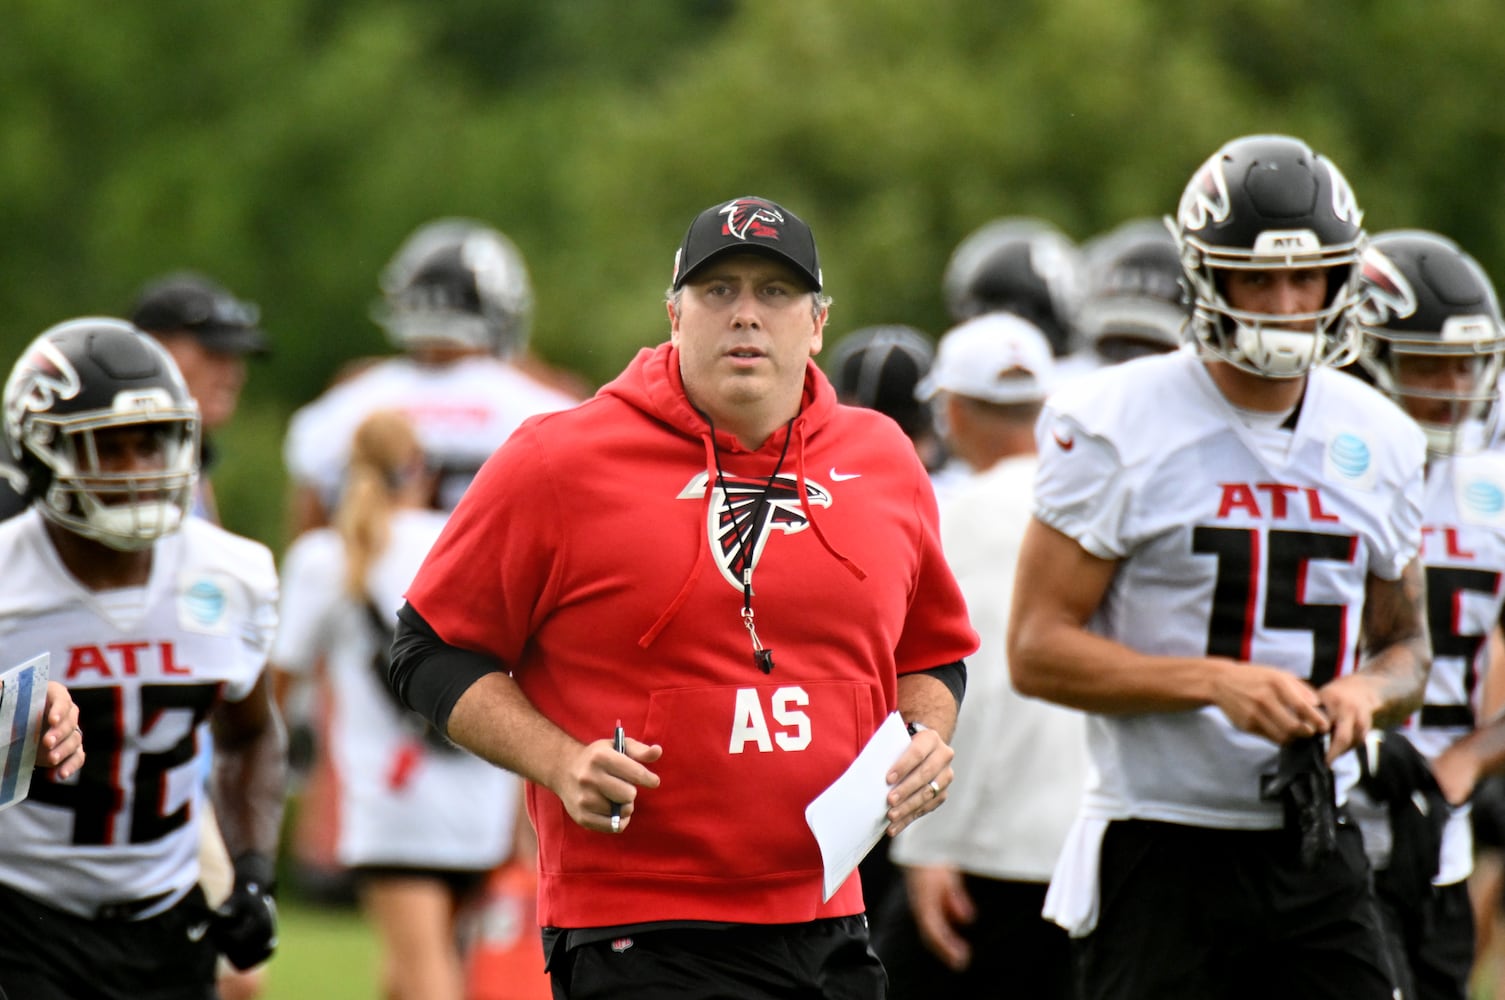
[129,272,270,356]
[671,196,822,292]
[828,325,934,437]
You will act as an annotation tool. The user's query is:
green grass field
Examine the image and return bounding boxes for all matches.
[260,897,378,1000]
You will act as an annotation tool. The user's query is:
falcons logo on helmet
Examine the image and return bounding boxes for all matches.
[3,339,81,446]
[1326,161,1363,226]
[1177,157,1232,233]
[719,199,785,243]
[678,472,832,589]
[1353,246,1417,326]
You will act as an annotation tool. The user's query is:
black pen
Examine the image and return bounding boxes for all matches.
[611,719,625,833]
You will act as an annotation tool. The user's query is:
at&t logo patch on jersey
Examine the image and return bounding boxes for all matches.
[1325,431,1375,491]
[178,575,230,634]
[1459,474,1505,528]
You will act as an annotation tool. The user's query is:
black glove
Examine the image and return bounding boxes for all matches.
[210,852,279,970]
[1260,735,1339,869]
[1359,729,1450,903]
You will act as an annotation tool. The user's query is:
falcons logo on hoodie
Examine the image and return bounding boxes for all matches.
[678,472,832,590]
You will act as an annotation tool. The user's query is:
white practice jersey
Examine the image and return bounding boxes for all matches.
[1352,448,1505,883]
[283,354,577,513]
[1035,349,1426,829]
[272,509,517,871]
[0,511,277,918]
[892,454,1089,881]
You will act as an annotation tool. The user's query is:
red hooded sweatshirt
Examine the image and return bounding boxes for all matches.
[406,342,977,928]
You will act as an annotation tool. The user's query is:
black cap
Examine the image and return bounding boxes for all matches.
[671,196,821,292]
[129,272,269,356]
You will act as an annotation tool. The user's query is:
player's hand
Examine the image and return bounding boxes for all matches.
[556,736,661,834]
[210,853,278,970]
[903,864,975,971]
[1316,674,1384,762]
[37,681,84,779]
[885,725,954,836]
[1209,660,1328,747]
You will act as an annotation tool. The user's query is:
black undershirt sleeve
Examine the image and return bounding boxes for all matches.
[390,602,506,733]
[391,601,966,732]
[915,659,967,708]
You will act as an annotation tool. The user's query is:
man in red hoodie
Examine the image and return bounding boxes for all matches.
[389,196,978,999]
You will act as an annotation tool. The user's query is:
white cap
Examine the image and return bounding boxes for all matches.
[915,313,1056,404]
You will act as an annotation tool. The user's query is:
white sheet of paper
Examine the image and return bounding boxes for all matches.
[804,710,910,903]
[0,652,50,811]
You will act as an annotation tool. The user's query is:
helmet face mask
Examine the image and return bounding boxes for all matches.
[375,218,534,357]
[4,319,200,550]
[1354,231,1505,454]
[1171,135,1367,379]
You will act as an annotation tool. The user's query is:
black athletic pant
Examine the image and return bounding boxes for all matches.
[870,874,1071,999]
[1074,819,1400,1000]
[548,915,887,1000]
[0,881,218,1000]
[1373,875,1473,1000]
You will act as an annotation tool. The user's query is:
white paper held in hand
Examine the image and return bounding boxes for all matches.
[0,652,50,810]
[804,711,911,902]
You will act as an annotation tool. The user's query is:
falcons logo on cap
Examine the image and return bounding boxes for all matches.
[679,472,831,589]
[720,199,785,242]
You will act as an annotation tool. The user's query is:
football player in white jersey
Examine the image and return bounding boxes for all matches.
[0,319,285,1000]
[282,218,580,536]
[1008,134,1431,999]
[272,409,525,1000]
[1347,230,1505,1000]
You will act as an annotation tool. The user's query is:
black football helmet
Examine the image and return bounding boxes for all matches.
[374,218,534,357]
[3,318,199,549]
[1077,218,1189,364]
[941,217,1082,357]
[1353,230,1505,454]
[1170,134,1366,378]
[826,325,935,438]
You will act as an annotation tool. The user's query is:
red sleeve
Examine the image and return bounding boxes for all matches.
[404,422,563,664]
[894,471,979,674]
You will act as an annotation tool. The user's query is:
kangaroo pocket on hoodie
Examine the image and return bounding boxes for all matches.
[568,679,877,883]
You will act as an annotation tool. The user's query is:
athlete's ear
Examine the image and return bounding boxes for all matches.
[668,300,681,347]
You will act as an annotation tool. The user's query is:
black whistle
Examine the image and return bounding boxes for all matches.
[755,649,775,674]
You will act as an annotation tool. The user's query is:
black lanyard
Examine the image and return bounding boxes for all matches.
[706,416,794,674]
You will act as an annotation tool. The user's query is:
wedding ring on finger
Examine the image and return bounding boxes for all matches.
[928,779,942,798]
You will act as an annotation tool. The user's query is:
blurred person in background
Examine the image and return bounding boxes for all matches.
[282,217,578,536]
[1058,216,1189,382]
[825,324,943,472]
[131,271,274,1000]
[271,409,531,1000]
[879,314,1086,999]
[279,218,577,909]
[941,216,1083,359]
[130,272,271,524]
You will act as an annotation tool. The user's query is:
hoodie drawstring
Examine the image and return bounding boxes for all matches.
[791,421,867,583]
[636,432,719,649]
[637,416,867,654]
